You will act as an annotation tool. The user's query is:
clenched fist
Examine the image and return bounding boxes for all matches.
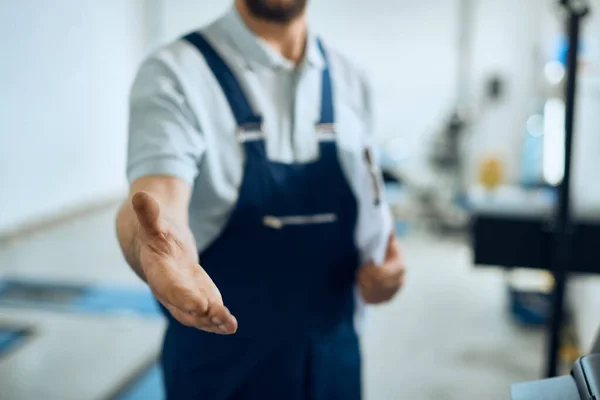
[132,192,237,334]
[357,231,405,304]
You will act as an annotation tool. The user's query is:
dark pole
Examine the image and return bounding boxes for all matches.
[544,0,589,378]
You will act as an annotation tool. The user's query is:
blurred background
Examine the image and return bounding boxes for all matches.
[1,0,600,399]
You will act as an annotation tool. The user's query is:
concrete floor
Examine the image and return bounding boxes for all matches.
[0,205,545,400]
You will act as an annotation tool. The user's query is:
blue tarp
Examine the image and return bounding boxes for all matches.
[0,328,26,357]
[0,279,161,317]
[115,363,164,400]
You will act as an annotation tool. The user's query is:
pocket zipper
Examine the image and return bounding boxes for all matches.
[263,213,338,229]
[364,148,382,206]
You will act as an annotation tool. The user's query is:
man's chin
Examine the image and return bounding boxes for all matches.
[243,0,308,23]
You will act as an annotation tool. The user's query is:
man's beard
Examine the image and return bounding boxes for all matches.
[243,0,308,23]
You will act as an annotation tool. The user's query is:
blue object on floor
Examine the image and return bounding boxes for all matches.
[0,327,27,358]
[71,287,161,316]
[455,193,470,211]
[508,286,552,326]
[116,363,164,400]
[0,279,161,317]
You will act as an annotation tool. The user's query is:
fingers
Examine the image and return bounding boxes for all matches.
[357,261,377,288]
[359,259,405,284]
[150,275,210,317]
[386,233,402,261]
[361,285,398,304]
[385,230,395,258]
[163,301,237,335]
[150,269,237,334]
[357,257,406,304]
[164,303,198,328]
[206,303,238,334]
[132,191,163,236]
[388,229,396,246]
[378,262,405,285]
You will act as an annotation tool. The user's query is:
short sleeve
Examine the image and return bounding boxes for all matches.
[127,57,205,185]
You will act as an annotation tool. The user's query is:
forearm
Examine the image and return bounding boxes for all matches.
[116,176,195,281]
[116,199,147,280]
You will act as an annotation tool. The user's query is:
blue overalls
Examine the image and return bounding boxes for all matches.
[160,32,362,400]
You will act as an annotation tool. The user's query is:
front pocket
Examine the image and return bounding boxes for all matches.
[263,213,338,229]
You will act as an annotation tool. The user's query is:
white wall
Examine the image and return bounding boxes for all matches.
[466,0,546,183]
[309,0,460,159]
[148,0,231,47]
[0,0,147,232]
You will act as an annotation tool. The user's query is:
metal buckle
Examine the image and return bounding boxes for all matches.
[316,123,336,141]
[237,123,265,143]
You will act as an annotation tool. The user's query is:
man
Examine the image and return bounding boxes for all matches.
[116,0,405,398]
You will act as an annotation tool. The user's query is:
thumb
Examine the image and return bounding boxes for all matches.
[132,191,163,236]
[386,229,397,258]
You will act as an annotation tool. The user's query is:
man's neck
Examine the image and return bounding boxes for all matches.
[235,0,308,64]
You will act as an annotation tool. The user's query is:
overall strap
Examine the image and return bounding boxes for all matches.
[316,39,336,140]
[183,32,262,130]
[184,32,335,144]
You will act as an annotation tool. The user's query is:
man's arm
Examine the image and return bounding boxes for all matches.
[116,175,237,334]
[117,53,236,334]
[355,65,405,304]
[122,52,203,282]
[116,175,193,281]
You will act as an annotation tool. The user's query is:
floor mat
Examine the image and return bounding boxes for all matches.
[113,362,164,400]
[0,326,28,358]
[0,279,160,317]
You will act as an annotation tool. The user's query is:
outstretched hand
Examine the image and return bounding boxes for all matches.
[132,192,237,334]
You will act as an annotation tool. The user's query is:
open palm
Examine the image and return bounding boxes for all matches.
[133,192,237,334]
